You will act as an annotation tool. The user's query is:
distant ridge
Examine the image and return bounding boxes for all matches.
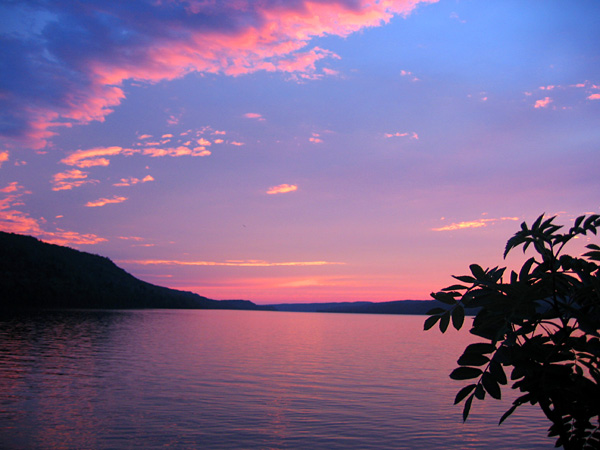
[269,300,447,315]
[0,231,273,311]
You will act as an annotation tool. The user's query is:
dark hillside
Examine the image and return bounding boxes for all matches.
[0,232,272,311]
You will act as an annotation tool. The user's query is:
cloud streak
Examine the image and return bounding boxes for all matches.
[0,0,435,149]
[61,147,131,168]
[267,184,298,194]
[113,175,154,187]
[432,217,519,232]
[52,169,97,191]
[85,196,128,208]
[119,259,345,267]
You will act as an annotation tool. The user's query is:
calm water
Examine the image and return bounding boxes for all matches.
[0,310,554,449]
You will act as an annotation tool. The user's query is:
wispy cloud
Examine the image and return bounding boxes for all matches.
[534,97,553,109]
[244,113,264,120]
[267,184,298,195]
[85,196,128,208]
[432,217,519,231]
[588,93,600,100]
[384,131,419,139]
[309,133,323,143]
[52,169,97,191]
[0,182,105,245]
[0,182,21,194]
[400,69,419,81]
[113,175,154,187]
[61,146,131,168]
[119,259,345,267]
[141,146,211,157]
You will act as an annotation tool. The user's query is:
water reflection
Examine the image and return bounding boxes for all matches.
[0,310,554,449]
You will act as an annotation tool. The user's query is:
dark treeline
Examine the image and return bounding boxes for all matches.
[0,232,273,311]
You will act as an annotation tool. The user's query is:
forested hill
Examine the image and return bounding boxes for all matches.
[0,231,273,311]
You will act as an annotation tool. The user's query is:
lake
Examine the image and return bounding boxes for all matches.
[0,309,554,449]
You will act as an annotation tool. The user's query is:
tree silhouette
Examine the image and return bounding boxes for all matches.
[425,214,600,449]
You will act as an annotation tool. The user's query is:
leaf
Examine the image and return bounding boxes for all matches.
[464,342,496,355]
[453,275,476,284]
[531,214,545,230]
[452,306,465,330]
[482,372,501,399]
[450,367,483,380]
[432,292,457,305]
[573,215,585,230]
[463,394,474,422]
[584,214,600,230]
[426,307,447,315]
[470,264,486,280]
[441,284,467,291]
[504,235,525,258]
[489,361,507,385]
[499,405,517,425]
[423,315,441,331]
[519,257,536,282]
[474,383,485,400]
[454,384,476,405]
[439,312,451,333]
[457,353,489,366]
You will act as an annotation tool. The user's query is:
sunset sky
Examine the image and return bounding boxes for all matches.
[1,0,599,304]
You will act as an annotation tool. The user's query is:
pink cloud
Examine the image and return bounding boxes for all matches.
[267,184,298,195]
[400,69,419,81]
[61,146,132,168]
[141,145,211,157]
[273,47,341,79]
[384,131,419,139]
[85,196,128,207]
[0,182,105,245]
[119,259,344,267]
[244,113,264,120]
[0,181,20,194]
[52,169,97,191]
[432,216,519,231]
[192,148,211,156]
[588,93,600,100]
[534,97,553,109]
[0,151,8,167]
[113,175,155,187]
[309,132,323,143]
[0,0,434,149]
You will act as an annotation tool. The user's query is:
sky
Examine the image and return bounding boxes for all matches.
[1,0,599,304]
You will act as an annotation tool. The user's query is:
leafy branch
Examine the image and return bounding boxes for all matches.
[425,214,600,449]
